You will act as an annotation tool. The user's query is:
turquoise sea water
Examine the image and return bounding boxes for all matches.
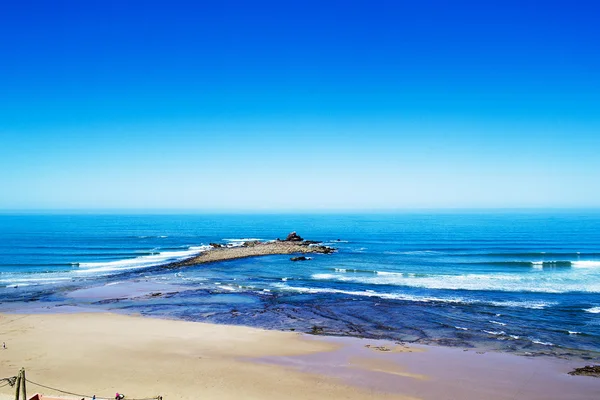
[1,212,599,359]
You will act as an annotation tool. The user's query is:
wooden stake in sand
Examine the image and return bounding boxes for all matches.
[21,369,26,400]
[14,370,21,400]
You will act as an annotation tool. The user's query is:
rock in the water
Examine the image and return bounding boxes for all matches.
[309,325,324,335]
[303,240,321,245]
[317,246,334,254]
[242,240,261,247]
[285,231,304,242]
[209,243,223,248]
[290,256,310,262]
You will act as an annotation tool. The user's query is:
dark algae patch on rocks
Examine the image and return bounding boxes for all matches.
[569,365,600,378]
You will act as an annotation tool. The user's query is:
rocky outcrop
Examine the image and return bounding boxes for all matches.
[162,232,336,268]
[285,231,304,242]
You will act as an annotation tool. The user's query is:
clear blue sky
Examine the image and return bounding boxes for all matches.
[1,1,599,211]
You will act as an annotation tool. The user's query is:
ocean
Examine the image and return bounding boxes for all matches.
[1,212,599,359]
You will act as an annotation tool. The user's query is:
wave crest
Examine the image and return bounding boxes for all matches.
[311,269,600,294]
[76,245,210,274]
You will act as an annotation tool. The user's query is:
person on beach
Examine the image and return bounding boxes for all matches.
[115,393,124,399]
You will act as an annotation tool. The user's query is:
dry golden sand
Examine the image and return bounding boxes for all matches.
[0,313,412,400]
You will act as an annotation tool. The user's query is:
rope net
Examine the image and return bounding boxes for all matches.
[24,377,162,400]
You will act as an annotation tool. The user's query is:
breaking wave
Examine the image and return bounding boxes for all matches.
[310,269,600,293]
[273,284,556,309]
[75,245,210,274]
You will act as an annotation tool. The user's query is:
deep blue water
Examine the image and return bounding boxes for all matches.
[1,212,599,359]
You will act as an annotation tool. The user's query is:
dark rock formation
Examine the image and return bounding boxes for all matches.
[242,240,261,247]
[309,325,324,335]
[209,243,223,248]
[317,246,334,254]
[302,240,321,245]
[285,231,304,242]
[569,365,600,377]
[290,256,310,262]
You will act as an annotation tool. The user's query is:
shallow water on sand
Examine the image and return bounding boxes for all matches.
[1,212,599,359]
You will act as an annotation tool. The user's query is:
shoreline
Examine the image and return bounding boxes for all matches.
[1,228,598,367]
[0,312,598,400]
[6,299,600,364]
[3,276,599,363]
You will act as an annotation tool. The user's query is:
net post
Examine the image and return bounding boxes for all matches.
[14,370,21,400]
[21,369,26,400]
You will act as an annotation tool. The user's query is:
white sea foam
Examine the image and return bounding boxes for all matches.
[531,262,543,270]
[568,331,581,335]
[509,335,521,340]
[138,235,169,239]
[272,284,465,303]
[271,284,554,309]
[487,300,555,309]
[490,320,507,326]
[572,261,600,268]
[530,338,554,346]
[455,326,469,331]
[1,276,72,283]
[75,245,210,275]
[311,269,600,294]
[584,306,600,313]
[312,273,336,280]
[484,330,505,336]
[385,250,441,255]
[274,283,556,309]
[0,275,73,288]
[178,276,207,283]
[222,238,264,248]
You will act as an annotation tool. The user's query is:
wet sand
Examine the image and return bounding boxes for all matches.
[0,313,598,400]
[259,336,600,399]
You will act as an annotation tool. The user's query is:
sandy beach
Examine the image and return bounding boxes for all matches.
[0,313,598,400]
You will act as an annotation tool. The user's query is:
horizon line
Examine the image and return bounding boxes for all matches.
[1,207,599,215]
